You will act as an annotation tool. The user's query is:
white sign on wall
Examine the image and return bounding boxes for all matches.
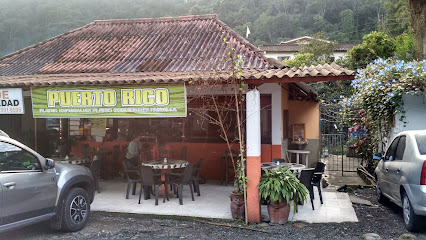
[0,88,25,114]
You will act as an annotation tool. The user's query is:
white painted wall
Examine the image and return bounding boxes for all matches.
[264,52,296,60]
[246,90,261,157]
[264,51,348,61]
[391,94,426,140]
[258,83,282,146]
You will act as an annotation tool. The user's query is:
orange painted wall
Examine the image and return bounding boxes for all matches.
[287,100,320,140]
[72,141,273,180]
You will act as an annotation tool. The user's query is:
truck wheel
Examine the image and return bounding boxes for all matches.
[61,187,90,232]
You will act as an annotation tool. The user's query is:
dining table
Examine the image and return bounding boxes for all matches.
[285,150,310,166]
[261,162,306,177]
[141,159,189,197]
[141,159,188,169]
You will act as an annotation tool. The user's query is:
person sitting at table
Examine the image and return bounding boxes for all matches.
[152,140,171,160]
[126,133,142,168]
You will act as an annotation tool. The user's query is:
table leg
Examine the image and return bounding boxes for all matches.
[159,170,172,198]
[296,153,300,164]
[305,154,309,167]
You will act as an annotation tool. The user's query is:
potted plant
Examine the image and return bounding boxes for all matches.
[257,165,309,224]
[229,149,248,220]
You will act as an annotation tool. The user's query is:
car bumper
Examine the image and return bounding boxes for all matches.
[408,185,426,216]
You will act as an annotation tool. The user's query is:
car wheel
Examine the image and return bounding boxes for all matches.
[375,177,386,203]
[61,187,90,232]
[402,192,423,232]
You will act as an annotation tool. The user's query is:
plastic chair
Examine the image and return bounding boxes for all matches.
[168,164,195,205]
[180,146,187,160]
[312,162,326,204]
[271,158,285,164]
[192,158,204,196]
[111,145,121,179]
[89,157,101,193]
[139,166,167,205]
[123,160,140,199]
[298,168,315,210]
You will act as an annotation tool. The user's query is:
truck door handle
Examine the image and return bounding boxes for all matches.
[385,168,389,172]
[3,182,16,189]
[397,169,401,173]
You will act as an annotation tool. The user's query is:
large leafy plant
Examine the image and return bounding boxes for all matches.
[257,166,308,213]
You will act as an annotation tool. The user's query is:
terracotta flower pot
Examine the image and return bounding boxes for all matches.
[230,192,245,220]
[267,200,290,224]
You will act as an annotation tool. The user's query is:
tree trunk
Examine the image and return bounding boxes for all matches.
[409,0,426,59]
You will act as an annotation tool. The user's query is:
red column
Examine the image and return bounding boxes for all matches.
[247,156,261,222]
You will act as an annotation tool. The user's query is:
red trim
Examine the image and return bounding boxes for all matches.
[247,155,261,222]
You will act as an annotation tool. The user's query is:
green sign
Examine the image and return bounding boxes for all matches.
[31,84,186,118]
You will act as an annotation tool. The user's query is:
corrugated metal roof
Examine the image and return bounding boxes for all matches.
[0,14,275,76]
[0,63,353,87]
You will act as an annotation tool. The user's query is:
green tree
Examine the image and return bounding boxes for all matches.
[346,31,395,69]
[283,33,352,104]
[381,0,410,36]
[394,32,415,61]
[283,53,315,68]
[339,9,355,42]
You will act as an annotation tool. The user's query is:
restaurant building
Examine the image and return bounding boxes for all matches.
[0,14,353,222]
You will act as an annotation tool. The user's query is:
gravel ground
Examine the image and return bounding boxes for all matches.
[2,188,426,240]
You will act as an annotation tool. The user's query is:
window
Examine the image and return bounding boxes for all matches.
[277,56,290,62]
[385,137,399,161]
[415,134,426,155]
[395,136,406,160]
[0,142,42,172]
[260,95,272,144]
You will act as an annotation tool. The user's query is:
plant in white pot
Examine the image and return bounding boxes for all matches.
[257,165,309,224]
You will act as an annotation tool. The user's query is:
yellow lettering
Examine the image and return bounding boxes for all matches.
[103,90,116,106]
[155,89,169,105]
[92,91,103,106]
[122,90,134,105]
[135,90,142,105]
[71,92,81,106]
[80,91,93,106]
[59,92,71,106]
[47,92,59,107]
[142,89,154,105]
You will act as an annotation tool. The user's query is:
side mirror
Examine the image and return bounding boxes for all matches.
[45,158,55,170]
[373,153,382,161]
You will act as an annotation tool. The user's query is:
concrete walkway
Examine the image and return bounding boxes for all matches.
[92,179,358,223]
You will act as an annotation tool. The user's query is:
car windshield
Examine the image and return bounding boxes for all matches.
[415,134,426,155]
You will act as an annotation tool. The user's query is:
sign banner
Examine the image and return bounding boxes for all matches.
[31,84,186,118]
[0,88,25,114]
[91,118,106,136]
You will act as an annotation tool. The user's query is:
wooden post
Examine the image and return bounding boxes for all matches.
[34,118,38,151]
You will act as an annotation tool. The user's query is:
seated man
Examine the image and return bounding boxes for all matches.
[126,133,142,168]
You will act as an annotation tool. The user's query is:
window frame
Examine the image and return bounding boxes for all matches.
[0,141,43,173]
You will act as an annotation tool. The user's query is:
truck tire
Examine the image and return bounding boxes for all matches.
[61,187,90,232]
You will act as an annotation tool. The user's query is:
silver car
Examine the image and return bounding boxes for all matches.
[374,130,426,231]
[0,132,95,232]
